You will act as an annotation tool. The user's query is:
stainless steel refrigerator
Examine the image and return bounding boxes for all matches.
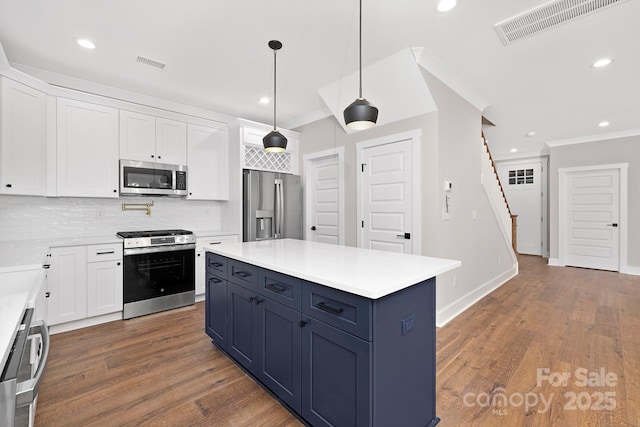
[243,169,302,241]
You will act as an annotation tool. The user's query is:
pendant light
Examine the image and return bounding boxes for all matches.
[343,0,378,130]
[263,40,288,153]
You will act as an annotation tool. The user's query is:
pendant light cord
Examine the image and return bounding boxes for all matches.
[358,0,363,99]
[273,48,277,131]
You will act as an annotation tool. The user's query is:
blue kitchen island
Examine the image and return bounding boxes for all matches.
[204,239,460,427]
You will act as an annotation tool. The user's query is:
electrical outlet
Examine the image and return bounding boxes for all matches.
[472,209,477,220]
[442,209,450,221]
[498,256,502,265]
[452,275,457,287]
[401,314,415,336]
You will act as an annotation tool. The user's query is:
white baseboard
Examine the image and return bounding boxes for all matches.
[195,293,206,302]
[50,312,122,335]
[436,264,518,327]
[547,258,564,266]
[621,265,640,276]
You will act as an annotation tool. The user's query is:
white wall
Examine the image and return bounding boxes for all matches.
[0,196,225,241]
[297,70,516,326]
[421,69,516,326]
[549,135,640,271]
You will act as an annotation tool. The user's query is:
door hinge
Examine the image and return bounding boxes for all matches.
[361,163,367,172]
[361,220,364,228]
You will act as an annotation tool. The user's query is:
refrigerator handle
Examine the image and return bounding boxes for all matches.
[275,179,283,239]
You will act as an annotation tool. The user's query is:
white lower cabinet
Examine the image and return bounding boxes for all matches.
[195,234,238,295]
[87,244,123,317]
[45,246,88,326]
[45,243,123,327]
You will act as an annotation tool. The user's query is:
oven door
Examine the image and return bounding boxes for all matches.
[122,244,195,317]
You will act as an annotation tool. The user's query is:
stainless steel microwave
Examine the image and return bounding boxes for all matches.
[120,160,187,196]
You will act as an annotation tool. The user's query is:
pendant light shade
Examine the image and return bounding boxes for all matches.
[263,40,288,153]
[344,0,378,130]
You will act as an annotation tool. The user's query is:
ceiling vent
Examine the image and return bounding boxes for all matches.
[495,0,629,45]
[136,55,166,70]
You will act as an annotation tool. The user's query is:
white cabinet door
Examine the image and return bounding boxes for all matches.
[187,124,229,200]
[0,77,47,195]
[46,246,87,326]
[57,98,119,198]
[119,110,156,162]
[87,243,124,316]
[87,260,123,316]
[195,234,238,295]
[156,117,187,165]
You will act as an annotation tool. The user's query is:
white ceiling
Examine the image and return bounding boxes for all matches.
[0,0,638,158]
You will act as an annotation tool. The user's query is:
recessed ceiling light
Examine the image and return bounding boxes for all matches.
[259,97,270,104]
[526,131,536,137]
[76,38,96,49]
[592,58,613,68]
[598,121,610,127]
[436,0,457,13]
[510,148,518,153]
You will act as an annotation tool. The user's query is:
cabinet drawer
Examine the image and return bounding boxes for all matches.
[196,234,238,252]
[206,252,227,277]
[258,269,301,310]
[302,282,372,341]
[87,244,122,262]
[228,259,258,290]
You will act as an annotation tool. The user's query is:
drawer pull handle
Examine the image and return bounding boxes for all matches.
[266,283,287,293]
[317,301,344,315]
[209,277,223,284]
[234,271,251,279]
[211,262,223,268]
[254,297,265,305]
[96,251,115,255]
[209,241,222,245]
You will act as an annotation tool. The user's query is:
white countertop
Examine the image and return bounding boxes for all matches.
[0,266,43,373]
[204,239,461,299]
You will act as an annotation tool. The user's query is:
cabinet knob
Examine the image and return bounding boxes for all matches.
[45,292,51,298]
[113,189,117,193]
[5,184,12,188]
[151,155,155,158]
[158,156,161,159]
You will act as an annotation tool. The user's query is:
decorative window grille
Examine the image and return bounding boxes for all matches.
[508,169,534,185]
[244,145,292,173]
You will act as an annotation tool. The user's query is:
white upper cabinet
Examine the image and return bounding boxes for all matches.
[0,77,47,195]
[187,123,229,200]
[156,117,187,165]
[57,98,119,198]
[120,110,187,165]
[231,121,299,175]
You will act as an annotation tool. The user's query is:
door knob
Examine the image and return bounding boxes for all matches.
[396,233,411,239]
[310,226,316,231]
[606,223,618,227]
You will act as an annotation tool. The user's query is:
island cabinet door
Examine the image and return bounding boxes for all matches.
[301,319,371,427]
[205,272,228,350]
[227,282,259,372]
[256,298,302,413]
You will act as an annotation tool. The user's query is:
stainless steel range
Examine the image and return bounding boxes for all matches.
[117,229,196,319]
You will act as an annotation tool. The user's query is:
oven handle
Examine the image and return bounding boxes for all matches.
[16,321,50,407]
[124,243,196,256]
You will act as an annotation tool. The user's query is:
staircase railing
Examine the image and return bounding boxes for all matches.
[480,133,517,253]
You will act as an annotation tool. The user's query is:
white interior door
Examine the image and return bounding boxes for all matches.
[499,160,543,255]
[304,148,344,245]
[359,139,413,254]
[565,168,620,271]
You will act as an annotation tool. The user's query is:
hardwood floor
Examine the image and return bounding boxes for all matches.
[36,255,640,426]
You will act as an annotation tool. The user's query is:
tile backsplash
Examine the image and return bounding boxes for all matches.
[0,196,224,241]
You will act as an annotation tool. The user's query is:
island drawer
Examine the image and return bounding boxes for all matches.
[206,252,227,277]
[302,281,372,341]
[258,269,301,310]
[228,259,258,290]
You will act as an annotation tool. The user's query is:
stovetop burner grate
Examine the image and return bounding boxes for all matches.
[117,229,193,239]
